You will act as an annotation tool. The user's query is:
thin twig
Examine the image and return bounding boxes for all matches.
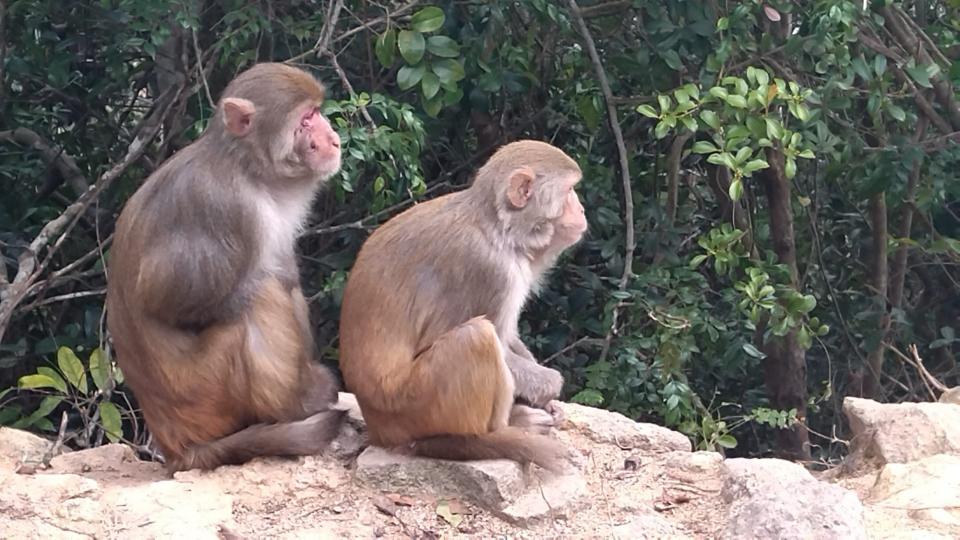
[285,0,419,64]
[567,0,635,364]
[191,28,214,108]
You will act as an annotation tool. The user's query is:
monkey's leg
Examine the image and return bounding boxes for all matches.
[400,316,513,438]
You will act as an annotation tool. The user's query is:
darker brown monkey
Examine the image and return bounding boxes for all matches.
[106,63,346,473]
[339,140,588,471]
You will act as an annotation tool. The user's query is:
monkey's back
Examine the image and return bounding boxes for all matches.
[339,191,511,403]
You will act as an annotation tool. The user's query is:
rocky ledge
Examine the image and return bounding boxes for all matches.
[1,394,958,539]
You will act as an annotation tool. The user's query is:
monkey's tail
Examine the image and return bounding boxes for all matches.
[168,409,347,472]
[406,427,567,473]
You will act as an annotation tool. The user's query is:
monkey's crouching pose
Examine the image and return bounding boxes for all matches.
[339,140,588,472]
[106,63,346,473]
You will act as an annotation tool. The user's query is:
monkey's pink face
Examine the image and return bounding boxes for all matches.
[295,107,342,178]
[554,180,588,247]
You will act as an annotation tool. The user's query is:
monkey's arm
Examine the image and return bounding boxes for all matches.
[504,337,564,408]
[137,231,254,328]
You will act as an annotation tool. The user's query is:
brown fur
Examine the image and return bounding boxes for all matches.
[106,63,345,473]
[339,140,587,472]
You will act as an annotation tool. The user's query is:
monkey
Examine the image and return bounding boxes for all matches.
[338,140,588,472]
[105,63,347,473]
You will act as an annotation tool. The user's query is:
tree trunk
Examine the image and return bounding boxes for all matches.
[862,192,889,399]
[759,147,811,461]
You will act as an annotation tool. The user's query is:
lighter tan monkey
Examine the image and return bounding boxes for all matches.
[338,140,588,471]
[106,63,346,472]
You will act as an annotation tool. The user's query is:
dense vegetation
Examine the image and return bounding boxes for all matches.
[1,0,958,465]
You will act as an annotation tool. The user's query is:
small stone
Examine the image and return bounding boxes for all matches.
[49,443,140,474]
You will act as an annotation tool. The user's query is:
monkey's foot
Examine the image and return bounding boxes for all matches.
[543,400,566,426]
[509,404,556,434]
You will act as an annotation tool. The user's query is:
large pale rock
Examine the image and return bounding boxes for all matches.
[720,458,867,540]
[354,445,586,523]
[869,454,960,530]
[559,402,691,453]
[49,443,142,474]
[0,427,55,470]
[843,397,960,466]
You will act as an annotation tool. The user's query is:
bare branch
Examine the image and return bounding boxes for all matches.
[567,0,635,365]
[0,84,187,345]
[0,128,89,195]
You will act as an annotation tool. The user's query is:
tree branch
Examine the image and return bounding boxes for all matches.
[0,128,89,195]
[567,0,635,364]
[0,83,187,345]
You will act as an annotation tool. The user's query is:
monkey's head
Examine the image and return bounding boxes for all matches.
[475,140,588,254]
[213,62,342,183]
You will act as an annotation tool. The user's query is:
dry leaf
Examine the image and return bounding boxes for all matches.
[763,5,781,22]
[435,501,463,527]
[386,493,417,506]
[373,495,398,517]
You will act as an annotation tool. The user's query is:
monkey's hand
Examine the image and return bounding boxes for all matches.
[509,359,564,409]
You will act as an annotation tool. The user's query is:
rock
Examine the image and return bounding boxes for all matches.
[0,427,56,470]
[49,443,141,474]
[102,478,235,538]
[720,458,867,540]
[843,397,960,466]
[354,445,586,523]
[869,454,960,529]
[0,469,102,538]
[559,402,691,453]
[664,450,723,484]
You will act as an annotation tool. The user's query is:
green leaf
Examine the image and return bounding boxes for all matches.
[636,104,659,118]
[98,402,123,442]
[725,95,747,108]
[692,141,719,154]
[728,179,743,201]
[35,367,68,393]
[571,389,604,406]
[19,374,63,392]
[661,50,683,71]
[373,176,385,194]
[397,30,426,64]
[431,59,465,84]
[421,71,440,99]
[374,29,397,67]
[422,93,442,117]
[674,86,690,105]
[742,159,769,174]
[58,347,87,393]
[426,35,459,58]
[708,86,729,99]
[700,110,720,130]
[397,63,426,90]
[742,343,767,359]
[680,116,698,132]
[765,117,784,139]
[735,147,752,164]
[654,120,671,139]
[658,94,672,114]
[905,63,933,88]
[690,254,709,268]
[754,68,769,87]
[873,54,887,77]
[888,104,906,122]
[89,347,110,392]
[785,156,797,179]
[716,434,738,449]
[717,17,729,30]
[798,149,816,159]
[410,6,445,33]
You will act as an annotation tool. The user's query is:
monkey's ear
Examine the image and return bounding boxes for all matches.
[506,168,535,209]
[222,97,256,137]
